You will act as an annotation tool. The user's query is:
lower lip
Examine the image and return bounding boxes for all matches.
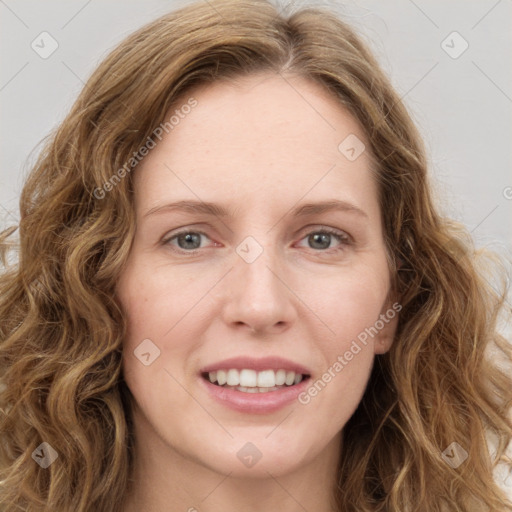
[200,376,310,414]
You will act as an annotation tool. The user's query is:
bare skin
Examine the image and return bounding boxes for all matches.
[117,71,398,512]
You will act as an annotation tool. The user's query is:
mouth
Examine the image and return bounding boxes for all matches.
[201,369,311,393]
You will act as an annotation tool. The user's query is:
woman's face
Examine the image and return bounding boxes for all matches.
[116,72,398,478]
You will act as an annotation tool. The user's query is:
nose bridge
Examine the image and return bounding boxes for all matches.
[220,233,296,332]
[236,234,285,303]
[239,239,279,293]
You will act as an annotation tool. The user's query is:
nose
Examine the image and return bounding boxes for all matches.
[219,243,297,336]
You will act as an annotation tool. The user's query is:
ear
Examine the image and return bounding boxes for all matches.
[373,297,401,355]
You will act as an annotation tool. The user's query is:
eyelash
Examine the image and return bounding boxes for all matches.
[161,227,352,255]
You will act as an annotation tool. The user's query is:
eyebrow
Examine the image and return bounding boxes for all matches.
[143,199,368,219]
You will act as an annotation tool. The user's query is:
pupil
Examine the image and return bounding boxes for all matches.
[179,233,200,249]
[177,233,331,250]
[310,233,330,249]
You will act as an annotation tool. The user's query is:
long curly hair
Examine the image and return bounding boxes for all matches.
[1,0,511,510]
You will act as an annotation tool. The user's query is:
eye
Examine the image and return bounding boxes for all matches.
[162,230,211,252]
[297,227,351,252]
[161,227,351,254]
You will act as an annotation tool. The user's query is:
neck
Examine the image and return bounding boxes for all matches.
[122,411,341,512]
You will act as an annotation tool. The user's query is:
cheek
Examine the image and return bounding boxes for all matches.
[297,324,375,444]
[304,266,388,415]
[117,255,204,348]
[321,266,390,342]
[117,256,213,397]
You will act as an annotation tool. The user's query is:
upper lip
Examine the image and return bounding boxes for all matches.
[200,356,311,375]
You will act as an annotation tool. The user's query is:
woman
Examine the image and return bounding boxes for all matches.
[0,0,511,510]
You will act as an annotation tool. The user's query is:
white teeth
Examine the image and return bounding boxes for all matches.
[275,369,286,386]
[257,370,275,388]
[259,386,279,393]
[217,370,227,386]
[206,368,307,389]
[220,385,282,393]
[239,369,257,387]
[226,369,239,386]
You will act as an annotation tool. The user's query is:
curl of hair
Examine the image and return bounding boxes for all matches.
[1,0,511,510]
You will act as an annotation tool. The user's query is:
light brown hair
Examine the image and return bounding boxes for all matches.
[1,0,511,510]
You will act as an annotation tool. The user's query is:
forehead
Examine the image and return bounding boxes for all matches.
[134,72,378,220]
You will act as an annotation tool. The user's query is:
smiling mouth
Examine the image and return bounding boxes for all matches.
[202,369,310,393]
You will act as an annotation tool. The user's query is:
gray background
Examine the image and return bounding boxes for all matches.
[1,0,511,495]
[1,0,511,252]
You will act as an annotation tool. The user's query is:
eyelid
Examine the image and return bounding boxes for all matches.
[161,229,214,251]
[297,224,352,242]
[161,224,353,254]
